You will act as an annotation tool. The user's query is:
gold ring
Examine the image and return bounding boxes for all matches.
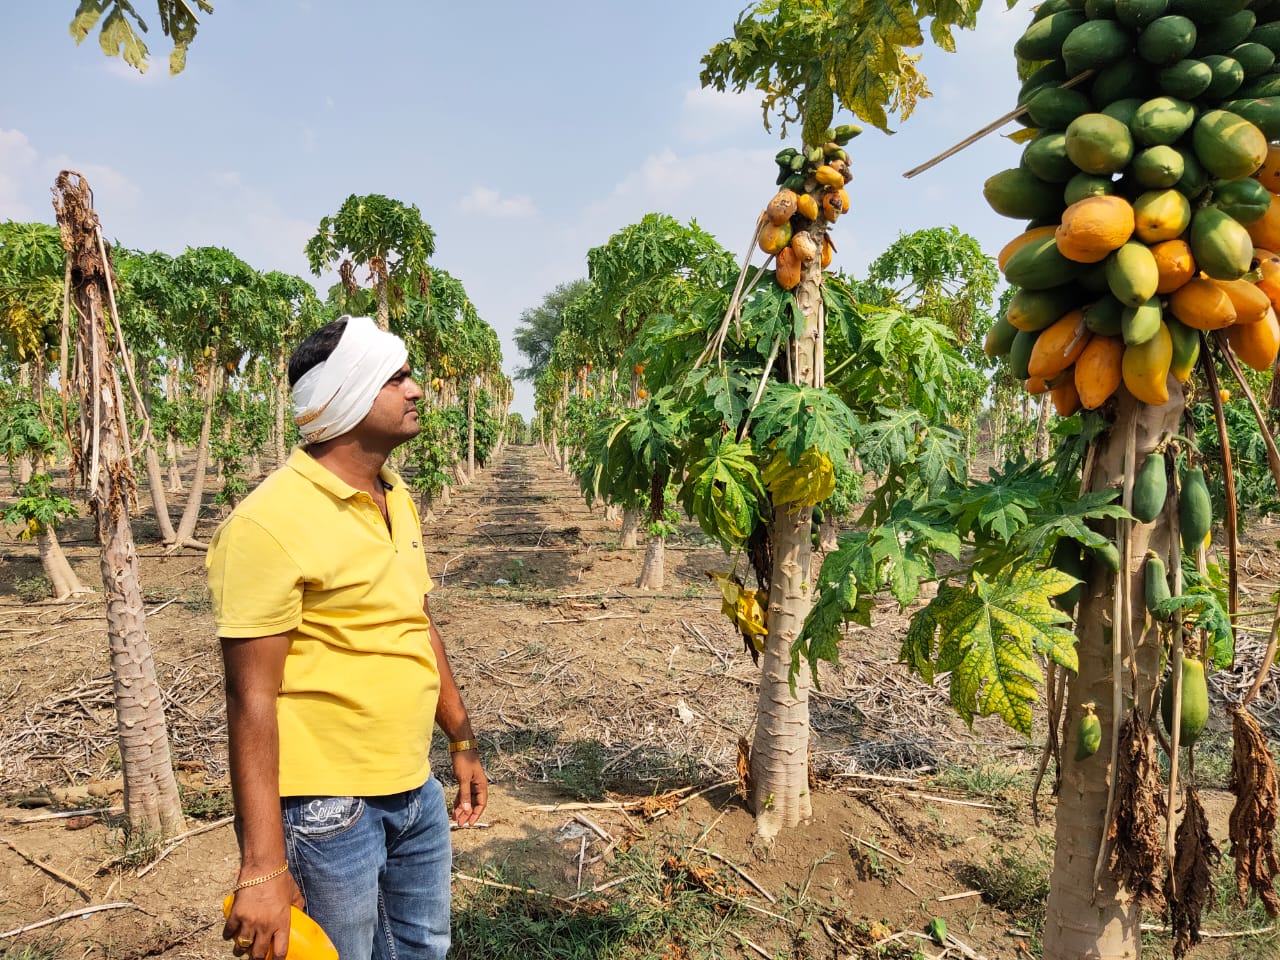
[235,936,253,948]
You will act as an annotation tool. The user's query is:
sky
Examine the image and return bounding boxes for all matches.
[2,1,1035,416]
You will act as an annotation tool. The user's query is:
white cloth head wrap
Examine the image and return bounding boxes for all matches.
[292,316,409,443]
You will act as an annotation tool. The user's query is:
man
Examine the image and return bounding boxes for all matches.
[209,315,487,960]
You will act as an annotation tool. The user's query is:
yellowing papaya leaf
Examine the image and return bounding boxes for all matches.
[707,569,743,626]
[762,446,836,508]
[1005,127,1040,144]
[737,588,768,646]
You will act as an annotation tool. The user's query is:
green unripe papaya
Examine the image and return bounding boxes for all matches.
[1161,657,1209,747]
[1092,539,1121,572]
[1145,550,1172,615]
[1076,707,1103,760]
[1133,452,1169,522]
[984,314,1019,357]
[1084,294,1126,336]
[1179,465,1213,553]
[1053,537,1086,612]
[1122,296,1164,346]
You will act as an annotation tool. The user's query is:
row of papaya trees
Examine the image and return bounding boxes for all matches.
[0,187,512,840]
[517,0,1280,956]
[0,194,514,598]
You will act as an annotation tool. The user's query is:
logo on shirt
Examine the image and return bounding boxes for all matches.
[412,541,419,549]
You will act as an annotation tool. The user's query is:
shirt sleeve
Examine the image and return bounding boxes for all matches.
[206,514,305,638]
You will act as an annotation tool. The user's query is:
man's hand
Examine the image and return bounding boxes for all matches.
[223,872,304,960]
[451,749,488,827]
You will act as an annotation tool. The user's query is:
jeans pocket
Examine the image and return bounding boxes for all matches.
[283,796,366,840]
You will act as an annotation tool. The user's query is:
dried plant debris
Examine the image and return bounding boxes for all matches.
[1229,708,1280,917]
[1108,710,1168,911]
[1165,788,1220,960]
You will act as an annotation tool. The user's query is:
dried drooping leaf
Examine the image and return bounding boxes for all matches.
[736,736,752,803]
[1108,710,1168,911]
[1228,708,1280,917]
[1165,788,1220,960]
[661,855,748,900]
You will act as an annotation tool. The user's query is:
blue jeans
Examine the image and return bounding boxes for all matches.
[281,777,451,960]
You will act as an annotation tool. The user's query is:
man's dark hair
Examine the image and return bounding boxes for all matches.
[288,317,348,386]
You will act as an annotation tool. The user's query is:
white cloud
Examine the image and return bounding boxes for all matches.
[0,128,139,224]
[677,87,759,144]
[0,128,41,220]
[459,186,536,219]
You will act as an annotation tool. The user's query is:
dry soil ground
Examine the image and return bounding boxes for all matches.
[0,444,1278,959]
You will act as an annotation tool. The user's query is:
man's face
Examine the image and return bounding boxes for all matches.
[358,365,423,449]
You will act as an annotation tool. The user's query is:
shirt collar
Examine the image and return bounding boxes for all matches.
[286,447,401,500]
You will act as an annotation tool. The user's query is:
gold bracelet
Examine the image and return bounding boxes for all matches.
[448,738,479,754]
[231,862,289,891]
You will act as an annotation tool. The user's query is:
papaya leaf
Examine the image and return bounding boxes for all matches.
[752,382,857,468]
[680,436,766,549]
[792,532,875,687]
[912,564,1079,736]
[1158,569,1234,669]
[1005,490,1129,563]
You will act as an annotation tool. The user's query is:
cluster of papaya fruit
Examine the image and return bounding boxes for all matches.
[983,0,1280,415]
[760,124,861,290]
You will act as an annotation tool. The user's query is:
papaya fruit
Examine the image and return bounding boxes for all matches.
[1173,145,1210,199]
[1203,55,1247,99]
[1193,109,1268,179]
[1008,284,1087,331]
[1232,42,1276,77]
[984,314,1019,357]
[1075,334,1125,408]
[1239,73,1280,99]
[1084,294,1126,335]
[1246,191,1280,250]
[759,220,793,255]
[1224,305,1280,369]
[1029,308,1091,378]
[1224,97,1280,141]
[1065,19,1136,73]
[775,246,802,290]
[1053,377,1082,416]
[1092,540,1122,572]
[1160,657,1209,748]
[1169,277,1238,329]
[1025,375,1051,395]
[1106,240,1160,307]
[1216,277,1271,325]
[1004,234,1085,289]
[1133,453,1169,522]
[999,225,1059,272]
[1016,10,1087,61]
[1248,22,1280,56]
[1091,56,1157,104]
[1010,329,1040,380]
[1122,321,1173,404]
[1101,97,1145,129]
[1133,188,1191,242]
[1122,296,1164,346]
[1024,132,1078,183]
[1193,9,1254,55]
[795,192,819,221]
[1211,175,1271,223]
[1076,707,1103,761]
[1137,15,1198,65]
[1167,316,1201,381]
[1189,205,1253,280]
[790,232,819,264]
[1150,238,1197,293]
[1132,96,1197,146]
[1254,248,1280,310]
[1053,537,1086,612]
[1179,465,1213,554]
[1020,60,1070,102]
[1133,144,1186,188]
[766,190,798,225]
[1116,0,1169,30]
[1056,195,1136,263]
[1159,58,1214,98]
[1066,113,1135,175]
[814,165,844,188]
[1065,172,1118,204]
[1169,0,1249,25]
[1146,551,1172,614]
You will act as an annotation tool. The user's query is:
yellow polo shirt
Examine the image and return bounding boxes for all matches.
[207,448,440,797]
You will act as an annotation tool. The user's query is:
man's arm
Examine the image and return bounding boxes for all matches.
[424,596,488,826]
[220,634,304,959]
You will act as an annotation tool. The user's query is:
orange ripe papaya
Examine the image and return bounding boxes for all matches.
[999,225,1059,272]
[1028,308,1091,378]
[1075,335,1125,410]
[1055,195,1135,264]
[1168,277,1238,330]
[1225,306,1280,370]
[1254,248,1280,311]
[766,189,799,226]
[1051,377,1081,416]
[1216,278,1271,324]
[776,246,802,290]
[1151,238,1197,294]
[1246,191,1280,251]
[1025,375,1050,395]
[759,220,793,255]
[1255,144,1280,194]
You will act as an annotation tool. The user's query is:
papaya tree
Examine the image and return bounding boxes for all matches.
[53,170,185,837]
[67,0,213,75]
[305,194,435,332]
[260,271,322,466]
[699,0,995,838]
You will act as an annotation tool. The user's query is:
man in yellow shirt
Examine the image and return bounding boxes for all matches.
[209,316,487,960]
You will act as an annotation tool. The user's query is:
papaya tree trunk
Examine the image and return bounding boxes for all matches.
[36,524,89,600]
[375,273,390,332]
[750,226,822,839]
[55,171,185,839]
[144,442,178,544]
[1035,394,1053,461]
[466,381,476,481]
[1043,384,1183,959]
[620,508,641,549]
[275,347,288,466]
[171,361,218,548]
[636,537,665,590]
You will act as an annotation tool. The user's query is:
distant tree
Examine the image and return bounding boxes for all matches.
[305,194,435,332]
[67,0,214,75]
[513,279,589,382]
